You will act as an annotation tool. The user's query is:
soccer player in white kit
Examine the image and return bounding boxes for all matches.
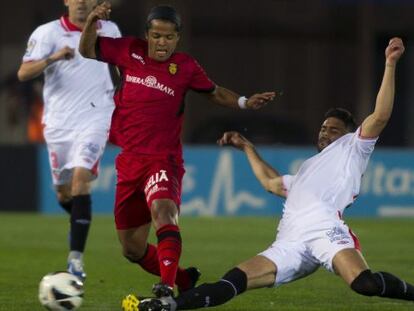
[135,38,414,311]
[17,0,120,280]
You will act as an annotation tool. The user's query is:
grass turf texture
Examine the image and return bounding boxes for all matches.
[0,214,413,310]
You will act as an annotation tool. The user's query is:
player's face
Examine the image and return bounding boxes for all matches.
[65,0,97,23]
[317,117,349,152]
[146,20,180,62]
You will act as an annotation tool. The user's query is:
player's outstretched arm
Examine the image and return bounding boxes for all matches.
[217,131,286,197]
[206,86,277,110]
[17,47,75,81]
[360,37,405,138]
[79,1,111,59]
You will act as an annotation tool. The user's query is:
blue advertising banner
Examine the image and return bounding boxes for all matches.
[38,145,414,217]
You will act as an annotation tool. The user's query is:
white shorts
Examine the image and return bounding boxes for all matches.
[259,221,360,287]
[43,127,109,185]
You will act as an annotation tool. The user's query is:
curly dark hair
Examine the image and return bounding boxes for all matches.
[324,108,357,132]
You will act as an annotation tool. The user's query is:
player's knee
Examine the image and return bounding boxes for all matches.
[122,249,145,263]
[57,193,71,204]
[122,242,147,263]
[123,251,143,263]
[71,180,91,196]
[151,199,178,226]
[221,267,248,296]
[56,187,72,203]
[71,168,92,195]
[350,269,382,296]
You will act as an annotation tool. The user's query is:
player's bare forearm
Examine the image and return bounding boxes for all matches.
[361,67,395,137]
[17,59,51,81]
[244,145,284,196]
[17,46,74,81]
[361,37,404,138]
[218,131,285,197]
[206,86,276,110]
[79,20,98,59]
[79,1,111,59]
[206,86,240,108]
[361,62,396,137]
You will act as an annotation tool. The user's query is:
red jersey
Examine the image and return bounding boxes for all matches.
[97,37,215,157]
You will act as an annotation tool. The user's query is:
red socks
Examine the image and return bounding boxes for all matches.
[137,243,191,289]
[156,224,182,288]
[138,244,160,275]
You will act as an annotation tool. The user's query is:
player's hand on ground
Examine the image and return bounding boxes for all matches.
[217,131,253,151]
[50,46,75,62]
[87,1,111,23]
[246,92,277,110]
[385,37,404,66]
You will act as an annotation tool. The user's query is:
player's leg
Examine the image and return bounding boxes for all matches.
[315,221,414,301]
[144,159,188,297]
[333,248,414,301]
[44,128,73,214]
[118,223,152,262]
[44,128,86,276]
[131,257,271,311]
[118,221,200,292]
[332,248,368,285]
[116,156,197,296]
[70,166,93,255]
[115,155,154,273]
[66,129,108,280]
[56,184,72,214]
[66,166,93,280]
[135,241,318,311]
[170,255,276,310]
[150,198,181,297]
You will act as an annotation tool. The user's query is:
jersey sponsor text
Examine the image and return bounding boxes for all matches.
[125,74,175,96]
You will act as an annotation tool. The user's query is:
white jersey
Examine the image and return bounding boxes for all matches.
[277,128,378,240]
[22,16,121,130]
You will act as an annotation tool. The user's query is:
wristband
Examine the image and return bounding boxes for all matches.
[238,96,248,109]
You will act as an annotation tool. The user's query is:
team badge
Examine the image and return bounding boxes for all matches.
[168,63,178,75]
[25,39,36,57]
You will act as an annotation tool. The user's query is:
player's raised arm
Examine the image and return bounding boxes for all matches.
[360,37,405,138]
[205,86,277,110]
[217,131,286,197]
[79,1,111,59]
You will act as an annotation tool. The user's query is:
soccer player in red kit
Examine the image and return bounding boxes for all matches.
[79,1,276,304]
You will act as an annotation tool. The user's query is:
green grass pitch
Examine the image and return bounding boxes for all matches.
[0,214,413,310]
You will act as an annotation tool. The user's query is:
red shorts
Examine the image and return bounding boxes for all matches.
[114,152,185,230]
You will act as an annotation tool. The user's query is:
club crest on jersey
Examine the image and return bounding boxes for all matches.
[168,63,178,75]
[25,39,36,57]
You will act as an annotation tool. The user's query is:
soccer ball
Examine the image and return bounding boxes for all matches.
[38,271,84,310]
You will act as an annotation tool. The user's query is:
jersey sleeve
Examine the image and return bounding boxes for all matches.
[352,126,378,156]
[108,21,122,38]
[189,59,216,92]
[282,174,294,195]
[96,36,132,68]
[22,26,54,62]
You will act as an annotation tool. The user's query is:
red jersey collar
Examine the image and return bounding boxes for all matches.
[60,15,102,32]
[60,15,82,32]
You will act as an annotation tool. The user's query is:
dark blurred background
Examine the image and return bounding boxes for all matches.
[1,0,414,146]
